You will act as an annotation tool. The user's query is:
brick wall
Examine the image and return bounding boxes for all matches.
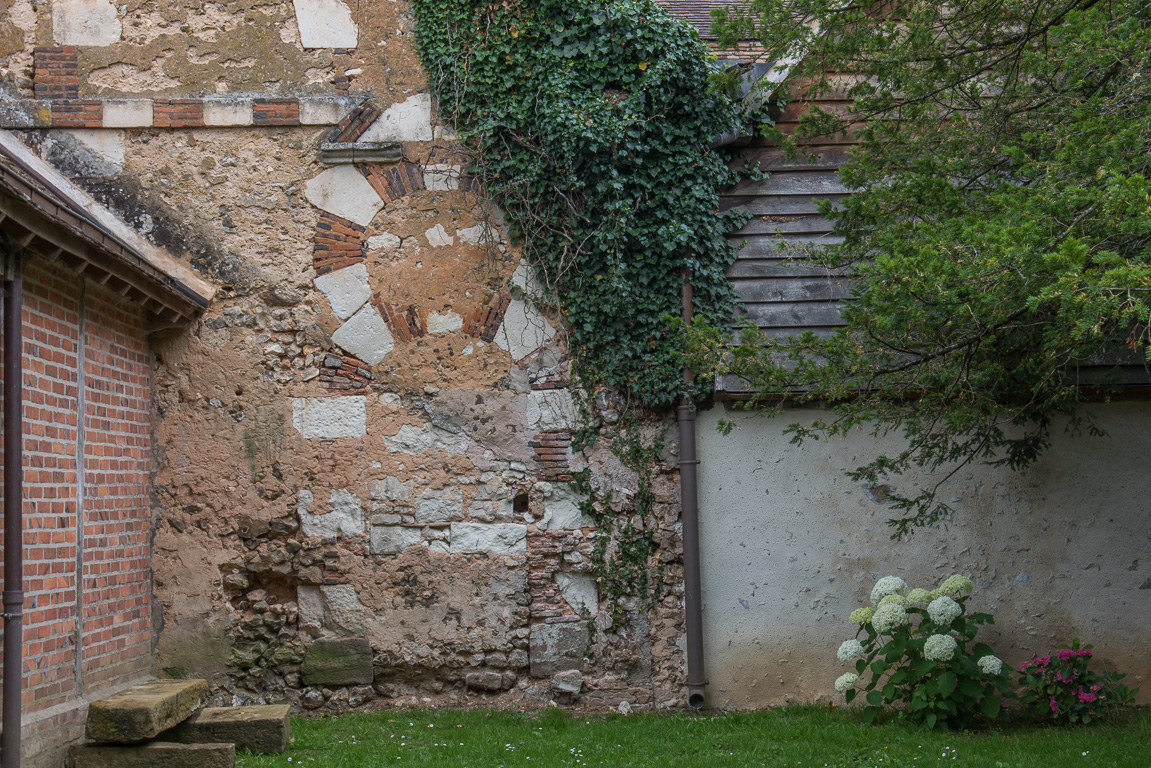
[0,259,154,763]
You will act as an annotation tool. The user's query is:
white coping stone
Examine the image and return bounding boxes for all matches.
[366,232,401,251]
[423,164,460,191]
[382,424,470,456]
[299,96,354,125]
[527,389,578,432]
[495,298,557,362]
[424,224,454,247]
[331,304,394,365]
[102,99,153,128]
[299,487,364,538]
[450,523,528,554]
[202,99,254,127]
[414,487,465,524]
[426,312,463,334]
[457,223,496,246]
[313,261,371,321]
[554,572,599,616]
[292,395,367,438]
[53,0,121,46]
[370,476,413,502]
[541,483,594,529]
[304,164,383,227]
[360,93,434,142]
[292,0,358,49]
[60,128,124,169]
[370,525,421,555]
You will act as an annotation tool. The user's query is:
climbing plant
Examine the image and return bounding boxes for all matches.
[411,0,744,408]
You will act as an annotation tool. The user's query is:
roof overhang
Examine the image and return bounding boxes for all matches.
[0,130,215,328]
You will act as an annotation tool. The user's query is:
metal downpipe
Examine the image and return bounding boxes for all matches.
[2,248,23,768]
[679,276,707,709]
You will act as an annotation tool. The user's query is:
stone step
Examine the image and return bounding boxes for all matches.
[160,704,291,754]
[85,679,210,743]
[67,741,235,768]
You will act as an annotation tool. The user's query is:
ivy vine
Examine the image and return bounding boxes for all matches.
[411,0,745,408]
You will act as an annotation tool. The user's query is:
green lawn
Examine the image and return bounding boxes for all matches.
[236,705,1148,768]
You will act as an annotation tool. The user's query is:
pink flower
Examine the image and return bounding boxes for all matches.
[1078,649,1093,658]
[1078,688,1097,704]
[1091,684,1102,692]
[1058,649,1074,661]
[1050,697,1060,713]
[1056,670,1071,683]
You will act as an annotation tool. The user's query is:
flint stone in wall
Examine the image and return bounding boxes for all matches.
[414,487,464,524]
[370,525,421,555]
[298,488,364,538]
[292,396,366,438]
[529,622,587,677]
[314,262,371,320]
[332,304,394,365]
[301,638,373,686]
[495,299,557,362]
[305,165,384,227]
[541,482,594,529]
[449,523,527,554]
[292,0,358,49]
[360,93,434,142]
[371,476,413,502]
[53,0,121,46]
[554,572,598,616]
[527,390,577,432]
[383,424,470,455]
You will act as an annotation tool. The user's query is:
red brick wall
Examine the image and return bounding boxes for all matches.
[0,258,154,722]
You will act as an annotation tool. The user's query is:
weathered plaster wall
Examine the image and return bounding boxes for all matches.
[696,402,1151,710]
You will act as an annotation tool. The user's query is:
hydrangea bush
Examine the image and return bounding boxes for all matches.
[834,574,1012,729]
[1017,638,1137,724]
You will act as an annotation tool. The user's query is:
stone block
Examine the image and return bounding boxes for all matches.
[366,232,401,251]
[299,96,355,125]
[291,396,366,439]
[297,584,368,636]
[450,523,527,554]
[541,483,594,529]
[161,705,290,754]
[293,0,358,49]
[85,679,209,743]
[414,487,464,524]
[551,669,583,695]
[527,390,577,432]
[301,638,374,686]
[370,525,421,555]
[298,488,364,538]
[554,572,598,616]
[423,165,460,191]
[68,742,235,768]
[102,99,153,128]
[494,299,556,362]
[361,94,433,142]
[383,424,470,455]
[53,0,121,46]
[332,304,394,365]
[529,623,587,677]
[424,223,454,247]
[371,476,413,502]
[202,100,253,127]
[464,670,508,691]
[304,165,383,227]
[457,223,496,246]
[427,312,463,334]
[314,262,371,320]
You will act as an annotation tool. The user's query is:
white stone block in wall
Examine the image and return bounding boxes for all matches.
[450,523,528,554]
[494,299,556,362]
[360,94,434,142]
[292,395,367,438]
[53,0,121,46]
[299,487,364,538]
[554,572,598,616]
[371,476,414,502]
[293,0,358,49]
[415,487,464,524]
[527,389,577,432]
[202,99,254,127]
[366,232,402,252]
[427,312,463,334]
[457,223,497,246]
[299,96,356,125]
[382,424,470,456]
[542,483,594,529]
[423,164,460,191]
[314,262,371,320]
[102,99,153,128]
[424,224,454,247]
[305,165,384,227]
[371,525,421,555]
[298,584,368,636]
[332,304,394,365]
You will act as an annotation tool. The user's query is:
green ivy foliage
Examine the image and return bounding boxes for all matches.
[411,0,743,407]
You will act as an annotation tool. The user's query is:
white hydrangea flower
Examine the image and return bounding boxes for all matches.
[936,574,974,598]
[834,672,860,693]
[978,655,1003,676]
[906,588,932,607]
[849,607,874,625]
[927,595,963,625]
[871,602,908,634]
[924,633,958,662]
[878,593,908,608]
[870,576,909,605]
[837,639,865,664]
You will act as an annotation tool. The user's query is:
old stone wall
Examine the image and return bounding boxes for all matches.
[1,0,686,723]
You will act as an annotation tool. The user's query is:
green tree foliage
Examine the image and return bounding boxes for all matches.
[701,1,1151,535]
[411,0,745,408]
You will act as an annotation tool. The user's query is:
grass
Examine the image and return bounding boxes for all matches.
[235,705,1149,768]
